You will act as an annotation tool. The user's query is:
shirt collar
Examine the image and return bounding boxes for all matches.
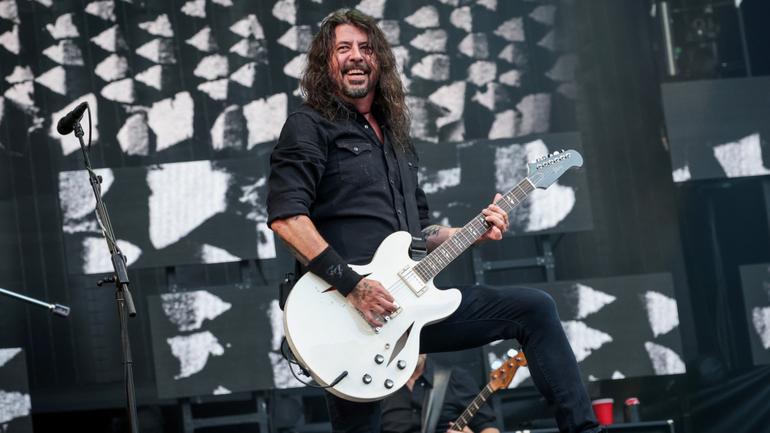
[333,96,388,130]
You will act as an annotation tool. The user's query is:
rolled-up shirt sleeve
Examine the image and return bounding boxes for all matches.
[267,112,328,226]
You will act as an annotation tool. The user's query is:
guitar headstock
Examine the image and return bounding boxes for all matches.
[488,350,528,391]
[527,149,583,189]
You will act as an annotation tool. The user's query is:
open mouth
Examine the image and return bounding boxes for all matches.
[343,67,369,83]
[345,69,369,83]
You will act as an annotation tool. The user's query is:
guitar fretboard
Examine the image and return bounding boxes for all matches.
[451,384,494,431]
[412,178,535,282]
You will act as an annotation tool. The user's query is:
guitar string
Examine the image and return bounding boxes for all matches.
[374,181,534,322]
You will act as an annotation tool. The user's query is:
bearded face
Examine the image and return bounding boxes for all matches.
[330,24,379,100]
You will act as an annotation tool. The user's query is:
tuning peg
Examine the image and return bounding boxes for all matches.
[506,348,517,360]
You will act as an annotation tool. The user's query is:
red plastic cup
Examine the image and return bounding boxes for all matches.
[591,398,614,425]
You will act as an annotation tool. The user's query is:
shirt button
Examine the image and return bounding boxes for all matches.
[390,179,394,185]
[397,210,402,214]
[364,125,369,129]
[353,146,359,152]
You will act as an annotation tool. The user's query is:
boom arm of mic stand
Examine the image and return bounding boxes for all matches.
[0,287,71,317]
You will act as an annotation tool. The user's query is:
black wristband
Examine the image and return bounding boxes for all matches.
[306,246,363,297]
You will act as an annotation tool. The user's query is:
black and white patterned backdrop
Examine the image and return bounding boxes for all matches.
[0,1,718,420]
[662,76,770,183]
[56,133,592,274]
[419,133,592,235]
[143,273,684,399]
[58,156,274,274]
[486,273,686,389]
[0,348,32,433]
[0,0,598,406]
[739,263,770,366]
[146,285,278,399]
[0,0,578,274]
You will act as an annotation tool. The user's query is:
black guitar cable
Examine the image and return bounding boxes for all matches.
[281,337,348,388]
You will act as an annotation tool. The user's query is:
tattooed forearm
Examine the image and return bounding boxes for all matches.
[422,224,455,252]
[421,224,444,241]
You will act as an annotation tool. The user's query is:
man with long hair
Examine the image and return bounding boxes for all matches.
[267,8,601,433]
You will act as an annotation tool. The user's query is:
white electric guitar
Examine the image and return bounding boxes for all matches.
[283,149,583,402]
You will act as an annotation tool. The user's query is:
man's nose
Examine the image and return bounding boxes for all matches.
[349,44,363,60]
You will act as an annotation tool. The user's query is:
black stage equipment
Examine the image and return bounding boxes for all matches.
[57,102,140,433]
[0,287,70,317]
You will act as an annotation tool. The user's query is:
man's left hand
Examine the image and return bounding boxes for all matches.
[478,193,509,242]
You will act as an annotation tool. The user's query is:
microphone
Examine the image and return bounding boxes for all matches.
[56,101,89,135]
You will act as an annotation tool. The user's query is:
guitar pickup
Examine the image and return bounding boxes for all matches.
[397,267,427,296]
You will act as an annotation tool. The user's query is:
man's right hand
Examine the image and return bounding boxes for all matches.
[348,278,398,327]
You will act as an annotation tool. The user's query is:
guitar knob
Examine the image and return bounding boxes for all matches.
[374,327,382,334]
[384,379,394,389]
[363,374,372,384]
[397,360,407,370]
[375,354,384,364]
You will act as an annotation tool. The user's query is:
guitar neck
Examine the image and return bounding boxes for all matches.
[450,384,494,432]
[413,178,535,282]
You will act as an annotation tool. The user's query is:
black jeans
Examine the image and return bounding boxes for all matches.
[325,285,601,433]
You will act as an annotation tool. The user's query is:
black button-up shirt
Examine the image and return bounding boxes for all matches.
[267,103,430,265]
[381,360,498,433]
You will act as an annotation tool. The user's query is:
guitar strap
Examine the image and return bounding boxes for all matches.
[394,145,425,238]
[421,366,452,433]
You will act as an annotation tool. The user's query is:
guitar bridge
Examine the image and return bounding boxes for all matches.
[398,266,427,296]
[386,304,403,321]
[367,303,403,333]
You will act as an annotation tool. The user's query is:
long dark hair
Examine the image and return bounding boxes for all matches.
[300,8,412,153]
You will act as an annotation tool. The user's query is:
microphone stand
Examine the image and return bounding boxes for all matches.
[72,116,139,433]
[0,287,71,317]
